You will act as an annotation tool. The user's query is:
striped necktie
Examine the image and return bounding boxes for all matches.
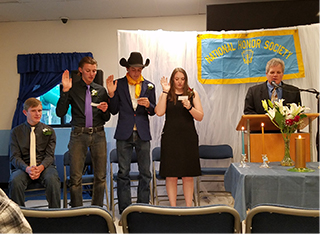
[271,87,278,103]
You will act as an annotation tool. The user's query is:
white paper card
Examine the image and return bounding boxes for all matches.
[91,102,99,107]
[178,96,188,101]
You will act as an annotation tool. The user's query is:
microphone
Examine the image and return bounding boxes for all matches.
[271,81,281,89]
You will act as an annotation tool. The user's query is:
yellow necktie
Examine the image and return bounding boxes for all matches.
[271,88,278,103]
[126,73,144,98]
[30,127,36,167]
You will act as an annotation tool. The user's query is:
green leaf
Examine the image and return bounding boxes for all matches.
[267,99,273,108]
[300,113,307,119]
[274,111,284,129]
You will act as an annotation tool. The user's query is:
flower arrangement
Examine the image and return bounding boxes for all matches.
[91,89,98,96]
[42,128,52,136]
[261,99,309,166]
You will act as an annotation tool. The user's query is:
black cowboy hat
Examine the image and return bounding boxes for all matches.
[120,52,150,68]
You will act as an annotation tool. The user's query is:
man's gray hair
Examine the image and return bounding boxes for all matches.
[266,58,285,73]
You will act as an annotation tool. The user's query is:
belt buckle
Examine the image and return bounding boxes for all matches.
[88,127,94,134]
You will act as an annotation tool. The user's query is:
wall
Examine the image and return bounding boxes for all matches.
[0,15,206,184]
[0,15,206,131]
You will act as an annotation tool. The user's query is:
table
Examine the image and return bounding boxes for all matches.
[224,162,320,221]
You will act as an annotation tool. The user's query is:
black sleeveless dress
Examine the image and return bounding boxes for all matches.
[159,94,201,177]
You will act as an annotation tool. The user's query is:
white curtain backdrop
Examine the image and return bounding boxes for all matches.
[117,24,319,163]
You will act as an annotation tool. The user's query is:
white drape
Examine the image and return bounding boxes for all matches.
[117,24,319,163]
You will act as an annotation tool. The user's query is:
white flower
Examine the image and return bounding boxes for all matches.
[42,128,52,135]
[275,99,285,115]
[267,108,276,119]
[262,100,268,111]
[289,103,309,116]
[91,89,98,96]
[147,83,154,90]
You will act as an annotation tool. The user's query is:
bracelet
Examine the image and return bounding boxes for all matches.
[188,105,193,111]
[163,91,168,94]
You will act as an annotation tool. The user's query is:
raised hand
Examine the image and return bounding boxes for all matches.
[61,70,72,92]
[106,75,117,98]
[160,76,170,92]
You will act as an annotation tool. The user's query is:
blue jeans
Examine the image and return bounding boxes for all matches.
[68,130,107,207]
[116,131,151,213]
[9,165,61,208]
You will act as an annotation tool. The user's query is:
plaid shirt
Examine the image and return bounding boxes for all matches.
[0,189,32,233]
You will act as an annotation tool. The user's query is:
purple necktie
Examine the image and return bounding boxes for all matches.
[85,85,93,127]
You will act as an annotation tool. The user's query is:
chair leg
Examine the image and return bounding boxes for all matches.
[63,181,68,208]
[63,166,68,208]
[63,185,67,208]
[111,180,115,219]
[104,181,109,210]
[110,164,115,220]
[192,177,197,207]
[149,181,153,205]
[155,181,159,205]
[196,177,200,206]
[152,177,156,205]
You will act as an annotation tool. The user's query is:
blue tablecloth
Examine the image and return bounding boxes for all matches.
[224,162,320,221]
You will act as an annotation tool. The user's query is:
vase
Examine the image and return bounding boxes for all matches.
[281,135,295,166]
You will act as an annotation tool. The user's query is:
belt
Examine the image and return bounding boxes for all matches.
[72,126,104,134]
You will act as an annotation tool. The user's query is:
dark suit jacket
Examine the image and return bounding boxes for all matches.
[244,81,301,114]
[109,76,156,141]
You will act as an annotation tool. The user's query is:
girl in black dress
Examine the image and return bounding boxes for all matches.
[155,67,204,207]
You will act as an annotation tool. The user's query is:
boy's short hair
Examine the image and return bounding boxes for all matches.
[23,98,42,111]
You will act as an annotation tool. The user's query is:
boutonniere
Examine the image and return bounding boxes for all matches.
[188,87,194,99]
[91,89,98,97]
[147,83,154,90]
[43,128,52,136]
[145,83,154,96]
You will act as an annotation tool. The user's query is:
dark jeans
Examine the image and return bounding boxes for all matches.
[9,165,61,208]
[116,131,151,213]
[68,130,107,207]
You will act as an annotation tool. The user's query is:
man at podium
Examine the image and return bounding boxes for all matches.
[244,58,301,114]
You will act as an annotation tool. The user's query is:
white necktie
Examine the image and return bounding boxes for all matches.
[30,127,36,167]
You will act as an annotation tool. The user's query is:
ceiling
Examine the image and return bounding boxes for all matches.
[0,0,282,23]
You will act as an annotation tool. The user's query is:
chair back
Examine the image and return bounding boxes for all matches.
[121,203,241,233]
[196,144,233,206]
[198,144,233,160]
[21,206,116,233]
[245,204,320,233]
[152,147,161,161]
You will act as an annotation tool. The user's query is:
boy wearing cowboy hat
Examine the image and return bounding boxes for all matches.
[106,52,156,219]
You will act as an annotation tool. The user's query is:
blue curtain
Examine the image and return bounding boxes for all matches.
[12,52,93,128]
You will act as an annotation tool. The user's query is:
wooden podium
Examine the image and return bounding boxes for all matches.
[236,113,319,162]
